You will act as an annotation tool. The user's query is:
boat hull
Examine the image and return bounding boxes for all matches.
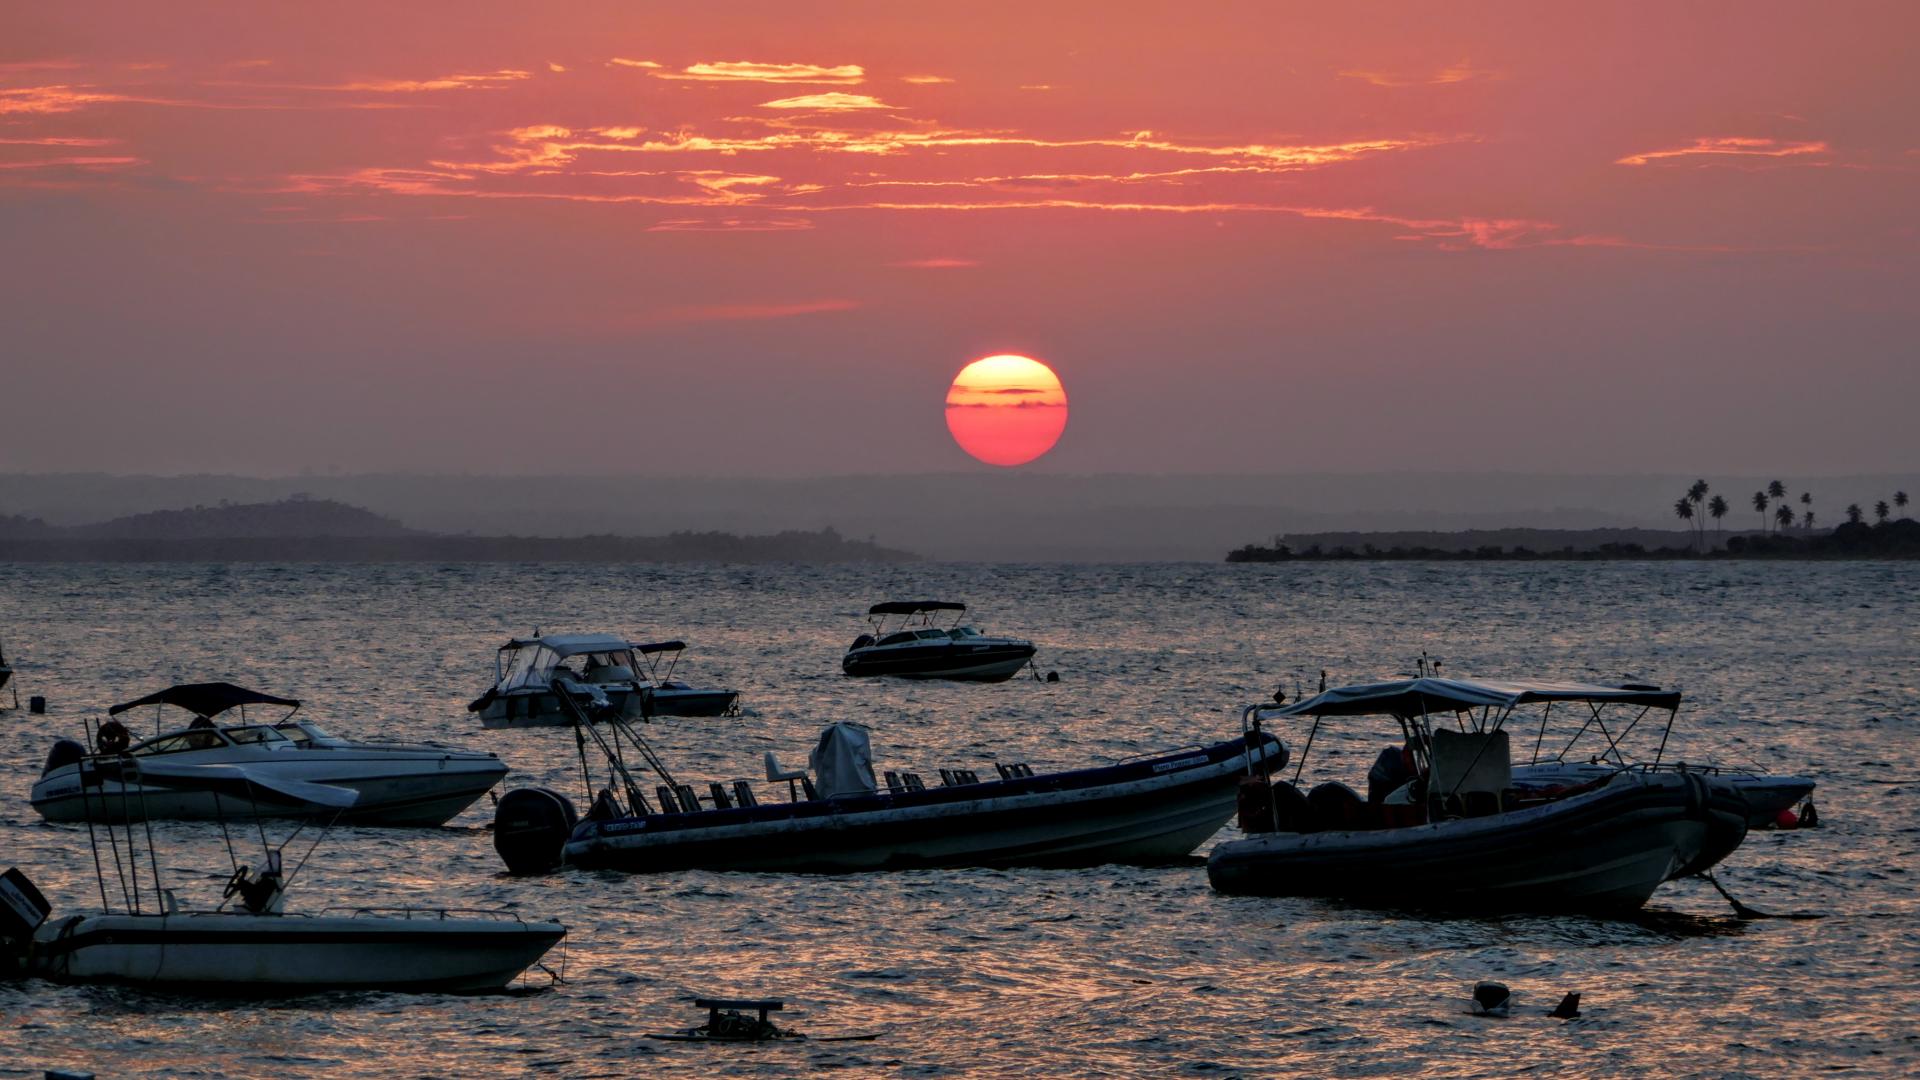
[646,687,740,717]
[31,757,509,827]
[563,735,1279,873]
[31,913,564,992]
[840,642,1036,681]
[1207,772,1748,914]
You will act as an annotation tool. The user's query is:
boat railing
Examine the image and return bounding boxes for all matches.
[320,905,546,923]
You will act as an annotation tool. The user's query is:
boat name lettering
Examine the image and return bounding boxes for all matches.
[1152,755,1208,773]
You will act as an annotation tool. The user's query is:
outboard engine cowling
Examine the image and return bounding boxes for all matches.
[42,739,85,777]
[1,867,51,970]
[493,787,579,875]
[849,634,875,651]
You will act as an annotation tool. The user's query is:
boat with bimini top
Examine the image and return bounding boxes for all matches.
[492,683,1282,874]
[31,682,508,827]
[842,601,1036,681]
[1207,676,1752,913]
[470,633,737,726]
[4,766,564,993]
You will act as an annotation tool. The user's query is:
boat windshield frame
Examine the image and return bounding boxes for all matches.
[495,636,640,692]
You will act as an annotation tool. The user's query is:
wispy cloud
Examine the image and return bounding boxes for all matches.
[0,85,133,114]
[657,61,864,84]
[902,75,953,85]
[1340,61,1497,88]
[892,256,978,268]
[759,92,893,111]
[1615,136,1831,167]
[649,298,856,322]
[608,58,661,70]
[647,217,815,232]
[271,70,533,93]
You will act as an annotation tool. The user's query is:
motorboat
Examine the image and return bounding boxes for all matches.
[470,633,737,726]
[841,601,1036,681]
[491,685,1284,874]
[2,766,564,993]
[1206,677,1752,913]
[31,682,509,827]
[634,640,740,717]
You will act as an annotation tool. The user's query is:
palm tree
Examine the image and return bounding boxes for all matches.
[1768,480,1787,501]
[1687,480,1709,547]
[1846,503,1864,524]
[1804,509,1816,530]
[1897,491,1910,518]
[1799,491,1812,531]
[1708,494,1728,544]
[1752,491,1770,534]
[1674,497,1696,549]
[1875,500,1890,524]
[1775,503,1795,533]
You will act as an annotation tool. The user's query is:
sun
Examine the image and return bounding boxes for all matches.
[945,353,1069,467]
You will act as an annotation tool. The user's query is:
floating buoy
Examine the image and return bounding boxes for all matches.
[1046,671,1059,683]
[1468,981,1511,1017]
[29,696,46,714]
[1774,807,1800,829]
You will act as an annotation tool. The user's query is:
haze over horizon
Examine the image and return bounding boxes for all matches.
[4,2,1916,480]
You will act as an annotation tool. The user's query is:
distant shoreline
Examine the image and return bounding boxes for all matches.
[1226,521,1919,562]
[0,533,920,564]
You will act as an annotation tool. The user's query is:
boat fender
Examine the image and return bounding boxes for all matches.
[42,739,85,777]
[1773,807,1799,829]
[1798,799,1819,828]
[95,721,130,755]
[494,787,579,875]
[1468,981,1511,1017]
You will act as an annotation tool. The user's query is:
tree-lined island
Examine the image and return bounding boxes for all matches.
[0,497,919,563]
[1230,480,1917,561]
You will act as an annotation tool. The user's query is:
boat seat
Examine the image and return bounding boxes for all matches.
[657,785,681,814]
[955,769,980,785]
[732,780,757,808]
[673,784,702,813]
[939,769,957,786]
[901,772,925,792]
[1305,781,1369,832]
[1429,729,1513,810]
[885,771,904,793]
[1008,763,1034,778]
[708,782,733,810]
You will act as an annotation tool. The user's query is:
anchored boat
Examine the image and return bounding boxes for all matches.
[31,682,508,827]
[471,633,738,726]
[4,766,564,993]
[493,686,1282,874]
[842,601,1036,681]
[1208,677,1752,913]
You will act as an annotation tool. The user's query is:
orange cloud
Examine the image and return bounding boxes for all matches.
[0,85,133,114]
[608,58,661,69]
[657,61,864,84]
[290,70,533,92]
[892,257,978,268]
[0,155,142,170]
[1341,61,1497,88]
[759,92,893,111]
[902,75,953,85]
[647,217,814,232]
[1615,136,1831,166]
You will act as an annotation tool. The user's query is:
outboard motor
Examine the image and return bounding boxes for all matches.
[494,787,579,875]
[849,634,875,651]
[43,739,85,777]
[1,867,51,972]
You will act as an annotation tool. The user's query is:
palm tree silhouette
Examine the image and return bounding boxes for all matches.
[1687,480,1709,548]
[1804,509,1816,530]
[1875,500,1891,524]
[1897,491,1910,518]
[1752,490,1770,534]
[1674,497,1696,549]
[1775,503,1795,533]
[1799,491,1812,531]
[1768,480,1787,503]
[1846,503,1865,525]
[1708,494,1728,545]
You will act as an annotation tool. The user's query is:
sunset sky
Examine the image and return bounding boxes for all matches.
[2,2,1915,476]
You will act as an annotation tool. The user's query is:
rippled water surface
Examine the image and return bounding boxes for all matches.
[0,561,1914,1078]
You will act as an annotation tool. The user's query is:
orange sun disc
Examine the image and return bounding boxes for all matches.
[945,353,1069,467]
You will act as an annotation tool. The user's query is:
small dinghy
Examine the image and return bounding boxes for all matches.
[3,764,565,993]
[493,684,1283,874]
[1208,677,1751,913]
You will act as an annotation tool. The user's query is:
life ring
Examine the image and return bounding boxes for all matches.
[96,720,131,754]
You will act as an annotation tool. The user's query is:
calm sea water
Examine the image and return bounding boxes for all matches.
[0,561,1914,1078]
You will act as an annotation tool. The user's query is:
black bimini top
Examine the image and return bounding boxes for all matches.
[868,601,966,616]
[1268,677,1681,719]
[108,682,301,718]
[634,641,686,654]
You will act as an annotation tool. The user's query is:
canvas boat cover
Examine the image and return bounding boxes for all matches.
[808,723,877,799]
[1269,677,1680,719]
[500,633,633,659]
[868,601,966,616]
[108,682,300,718]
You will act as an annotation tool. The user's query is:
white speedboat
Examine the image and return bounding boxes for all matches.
[30,682,508,827]
[3,768,564,993]
[1208,678,1752,913]
[841,601,1036,681]
[470,633,737,726]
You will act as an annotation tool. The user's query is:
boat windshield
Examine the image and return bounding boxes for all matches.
[222,725,291,745]
[133,729,230,756]
[876,631,919,647]
[915,629,949,640]
[949,626,979,639]
[273,722,335,745]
